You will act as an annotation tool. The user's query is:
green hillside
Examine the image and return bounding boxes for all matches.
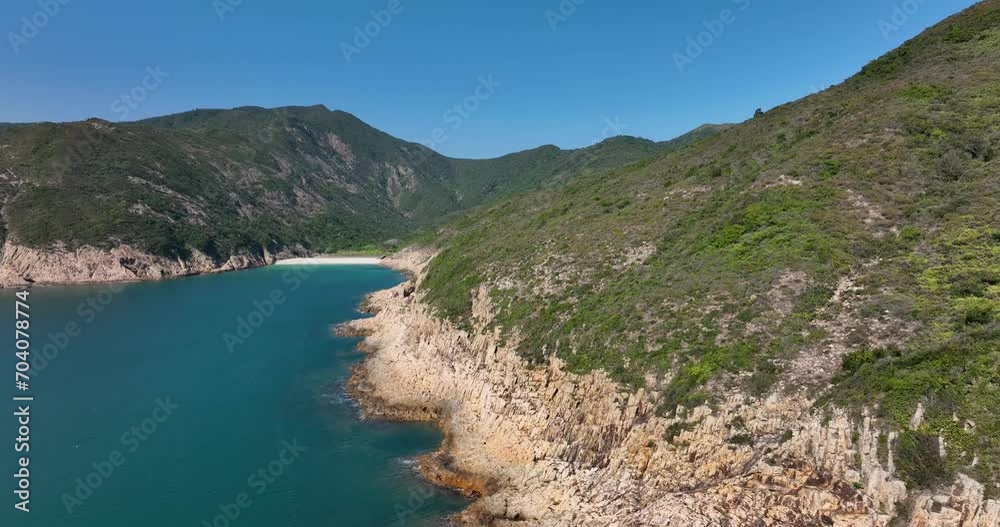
[421,1,1000,493]
[449,126,730,202]
[0,106,722,261]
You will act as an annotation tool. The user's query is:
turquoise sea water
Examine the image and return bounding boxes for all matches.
[2,265,466,526]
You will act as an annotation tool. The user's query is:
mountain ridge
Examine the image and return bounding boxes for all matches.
[0,105,727,285]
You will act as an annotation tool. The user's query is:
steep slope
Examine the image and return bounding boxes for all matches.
[0,106,724,284]
[368,1,1000,523]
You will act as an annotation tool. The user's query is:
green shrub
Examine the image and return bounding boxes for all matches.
[955,297,997,325]
[898,83,948,101]
[896,431,952,488]
[748,367,779,397]
[938,150,967,180]
[728,432,754,446]
[664,421,693,442]
[899,226,922,242]
[950,270,999,297]
[842,348,879,374]
[945,24,975,43]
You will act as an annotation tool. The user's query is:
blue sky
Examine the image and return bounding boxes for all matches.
[0,0,979,158]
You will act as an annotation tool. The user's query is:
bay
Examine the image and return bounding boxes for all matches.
[1,265,465,526]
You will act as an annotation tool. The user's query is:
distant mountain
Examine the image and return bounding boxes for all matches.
[0,105,725,281]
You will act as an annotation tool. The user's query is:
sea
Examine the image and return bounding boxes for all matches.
[1,264,466,526]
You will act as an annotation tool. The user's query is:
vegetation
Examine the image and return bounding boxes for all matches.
[4,0,998,500]
[420,1,1000,493]
[0,106,724,262]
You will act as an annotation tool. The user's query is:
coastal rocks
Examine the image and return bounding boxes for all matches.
[0,241,300,286]
[910,475,1000,527]
[343,250,999,526]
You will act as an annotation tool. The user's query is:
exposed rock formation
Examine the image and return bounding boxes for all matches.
[910,475,1000,527]
[0,241,303,287]
[340,250,998,527]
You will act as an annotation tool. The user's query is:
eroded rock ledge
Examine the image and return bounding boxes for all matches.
[0,242,304,287]
[341,249,997,526]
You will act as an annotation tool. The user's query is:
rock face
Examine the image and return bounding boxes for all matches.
[341,250,999,527]
[0,241,302,287]
[909,475,1000,527]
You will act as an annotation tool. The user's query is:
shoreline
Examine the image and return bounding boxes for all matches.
[344,361,492,499]
[7,242,998,524]
[273,255,385,266]
[0,242,293,289]
[337,248,999,526]
[0,248,392,289]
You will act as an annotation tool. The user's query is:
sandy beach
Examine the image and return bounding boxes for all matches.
[273,256,385,266]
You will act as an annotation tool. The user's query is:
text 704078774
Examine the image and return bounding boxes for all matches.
[13,290,32,513]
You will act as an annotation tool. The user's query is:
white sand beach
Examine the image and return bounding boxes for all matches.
[273,256,385,266]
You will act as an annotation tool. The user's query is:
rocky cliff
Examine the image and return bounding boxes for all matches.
[340,249,999,527]
[0,241,304,287]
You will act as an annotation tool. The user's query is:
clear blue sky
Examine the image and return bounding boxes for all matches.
[0,0,979,158]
